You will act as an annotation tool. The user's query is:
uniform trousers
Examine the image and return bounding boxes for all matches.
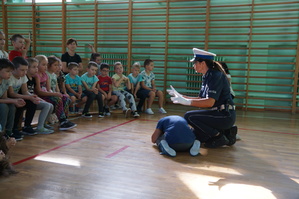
[184,109,236,142]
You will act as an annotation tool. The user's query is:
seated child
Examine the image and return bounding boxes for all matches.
[112,62,139,118]
[151,115,201,157]
[88,44,102,75]
[81,61,104,118]
[0,58,26,141]
[97,63,118,116]
[8,57,40,138]
[9,34,31,61]
[35,55,76,131]
[128,62,145,113]
[140,59,167,114]
[26,57,54,134]
[65,62,87,113]
[55,58,69,97]
[0,31,9,59]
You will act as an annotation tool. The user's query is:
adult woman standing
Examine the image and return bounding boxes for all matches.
[169,48,237,148]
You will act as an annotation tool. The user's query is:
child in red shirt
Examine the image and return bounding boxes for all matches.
[9,34,31,61]
[97,63,118,116]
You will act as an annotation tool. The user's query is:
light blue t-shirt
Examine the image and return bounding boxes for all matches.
[156,115,195,145]
[65,74,82,92]
[81,72,99,90]
[140,70,155,88]
[128,73,142,87]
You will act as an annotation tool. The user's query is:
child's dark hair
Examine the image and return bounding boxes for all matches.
[90,53,101,62]
[12,56,28,69]
[47,56,60,68]
[87,61,98,69]
[68,62,79,70]
[66,38,78,46]
[0,58,14,70]
[100,63,109,70]
[0,135,18,177]
[144,59,153,67]
[10,34,24,42]
[27,57,38,67]
[220,62,230,74]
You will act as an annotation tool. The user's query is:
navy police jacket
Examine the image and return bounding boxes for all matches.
[199,69,234,108]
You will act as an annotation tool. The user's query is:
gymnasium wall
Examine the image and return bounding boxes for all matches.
[1,0,299,113]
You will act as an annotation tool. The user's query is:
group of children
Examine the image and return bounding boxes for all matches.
[0,32,167,156]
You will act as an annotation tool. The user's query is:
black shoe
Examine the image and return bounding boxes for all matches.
[59,120,77,131]
[224,126,238,146]
[11,130,24,141]
[205,134,229,148]
[22,126,37,136]
[82,113,92,118]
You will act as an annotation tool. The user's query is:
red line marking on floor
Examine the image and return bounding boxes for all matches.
[105,146,129,158]
[13,119,136,166]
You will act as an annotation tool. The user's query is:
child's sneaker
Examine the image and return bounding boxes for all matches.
[159,107,167,114]
[59,120,77,131]
[104,107,111,116]
[189,140,201,156]
[145,108,154,115]
[36,127,54,135]
[98,113,105,118]
[82,113,93,118]
[158,140,176,157]
[123,108,131,118]
[133,111,140,118]
[44,124,54,130]
[22,126,38,136]
[11,130,24,141]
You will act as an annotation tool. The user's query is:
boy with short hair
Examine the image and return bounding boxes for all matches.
[97,63,118,116]
[0,58,26,140]
[81,61,104,118]
[140,59,167,114]
[112,62,140,118]
[9,34,31,61]
[65,62,87,113]
[8,56,40,138]
[128,62,145,113]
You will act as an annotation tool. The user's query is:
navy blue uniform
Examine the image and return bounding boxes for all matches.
[184,69,236,142]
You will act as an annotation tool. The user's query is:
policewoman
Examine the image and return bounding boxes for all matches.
[168,48,237,148]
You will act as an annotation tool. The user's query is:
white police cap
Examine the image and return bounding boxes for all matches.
[190,48,216,62]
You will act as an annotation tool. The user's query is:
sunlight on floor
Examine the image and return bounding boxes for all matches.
[34,155,81,167]
[177,172,277,199]
[182,165,242,175]
[290,177,299,184]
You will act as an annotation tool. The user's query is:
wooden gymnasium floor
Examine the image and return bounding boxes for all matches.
[0,104,299,199]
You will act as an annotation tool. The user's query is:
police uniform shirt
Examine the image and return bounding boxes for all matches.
[199,69,233,107]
